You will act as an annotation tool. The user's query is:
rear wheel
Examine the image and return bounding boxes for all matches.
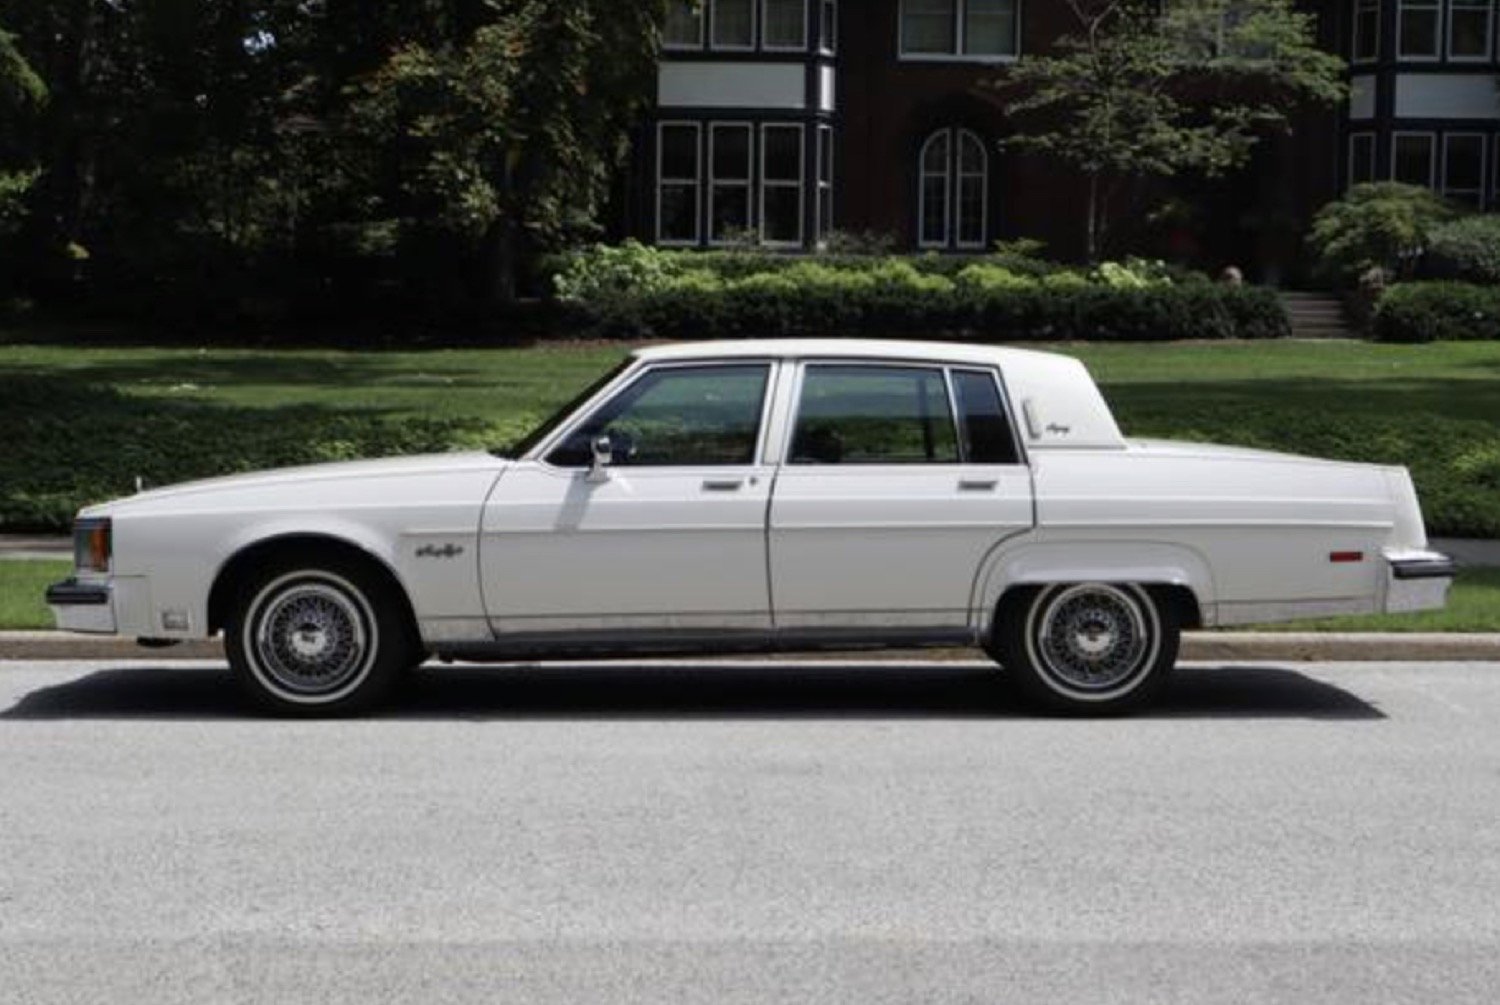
[991,583,1178,715]
[225,555,416,716]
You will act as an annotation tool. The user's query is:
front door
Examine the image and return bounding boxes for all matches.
[768,362,1034,633]
[480,362,776,637]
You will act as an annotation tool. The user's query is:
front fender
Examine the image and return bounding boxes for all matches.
[970,539,1219,634]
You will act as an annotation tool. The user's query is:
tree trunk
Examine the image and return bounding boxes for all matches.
[1085,172,1100,263]
[484,216,518,307]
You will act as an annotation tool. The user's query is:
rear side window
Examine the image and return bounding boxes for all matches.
[952,369,1021,464]
[791,365,960,464]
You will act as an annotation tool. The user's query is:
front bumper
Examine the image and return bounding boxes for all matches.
[46,578,116,634]
[1385,551,1456,614]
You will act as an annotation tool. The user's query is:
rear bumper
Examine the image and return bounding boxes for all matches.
[1384,552,1455,614]
[46,578,117,634]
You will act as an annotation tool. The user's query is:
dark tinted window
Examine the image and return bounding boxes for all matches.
[547,364,768,468]
[791,365,959,465]
[952,369,1019,464]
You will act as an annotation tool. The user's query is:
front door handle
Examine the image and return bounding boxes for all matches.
[702,478,745,492]
[959,478,999,491]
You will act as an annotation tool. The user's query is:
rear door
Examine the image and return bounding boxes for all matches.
[767,362,1033,631]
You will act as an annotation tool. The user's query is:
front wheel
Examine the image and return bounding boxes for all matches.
[991,583,1179,715]
[225,557,416,716]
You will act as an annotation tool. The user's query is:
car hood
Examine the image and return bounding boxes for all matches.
[83,451,508,517]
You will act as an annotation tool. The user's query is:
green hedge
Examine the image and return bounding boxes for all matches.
[1424,215,1500,284]
[1373,282,1500,343]
[553,248,1288,342]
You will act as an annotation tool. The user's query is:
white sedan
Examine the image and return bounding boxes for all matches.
[48,339,1453,715]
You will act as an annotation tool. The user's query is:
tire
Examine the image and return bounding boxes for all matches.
[224,553,417,717]
[990,583,1179,716]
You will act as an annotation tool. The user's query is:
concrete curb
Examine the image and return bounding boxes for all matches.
[4,631,1499,663]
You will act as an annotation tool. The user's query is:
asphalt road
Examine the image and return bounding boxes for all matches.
[2,659,1500,1004]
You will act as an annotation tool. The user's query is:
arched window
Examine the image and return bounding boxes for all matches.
[918,127,988,250]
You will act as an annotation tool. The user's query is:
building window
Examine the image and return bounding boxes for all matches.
[761,124,805,245]
[713,0,756,48]
[817,124,834,240]
[820,0,837,52]
[1449,0,1492,58]
[1392,132,1436,186]
[1353,0,1380,61]
[657,123,701,246]
[901,0,1017,58]
[1443,133,1486,206]
[664,1,704,48]
[1398,0,1440,57]
[764,0,806,49]
[1348,132,1377,188]
[919,127,989,249]
[710,124,753,244]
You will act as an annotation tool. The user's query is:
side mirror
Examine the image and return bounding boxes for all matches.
[587,434,613,483]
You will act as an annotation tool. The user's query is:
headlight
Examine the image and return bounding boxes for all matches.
[73,518,112,573]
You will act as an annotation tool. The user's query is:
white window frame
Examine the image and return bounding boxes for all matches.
[1443,131,1487,204]
[816,123,834,243]
[709,122,755,246]
[955,129,989,250]
[1348,131,1377,189]
[711,0,758,51]
[899,0,1021,63]
[1352,0,1381,63]
[1397,0,1442,59]
[819,0,838,53]
[664,1,706,50]
[656,121,702,247]
[762,0,808,51]
[1446,0,1493,60]
[1392,130,1437,187]
[918,130,953,249]
[760,123,806,247]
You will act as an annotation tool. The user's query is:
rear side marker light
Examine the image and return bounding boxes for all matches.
[1330,551,1364,563]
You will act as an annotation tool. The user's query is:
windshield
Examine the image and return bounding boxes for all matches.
[492,358,634,459]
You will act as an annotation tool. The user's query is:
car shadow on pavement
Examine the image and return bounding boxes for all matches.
[1,663,1384,721]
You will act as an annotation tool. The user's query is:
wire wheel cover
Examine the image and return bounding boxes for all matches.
[252,580,371,695]
[1034,584,1153,692]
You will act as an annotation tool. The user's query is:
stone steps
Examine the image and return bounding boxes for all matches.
[1279,292,1354,339]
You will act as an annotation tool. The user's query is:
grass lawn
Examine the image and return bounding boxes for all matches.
[0,557,1494,632]
[2,337,1499,535]
[0,560,70,630]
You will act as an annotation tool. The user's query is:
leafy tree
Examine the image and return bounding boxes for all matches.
[0,24,46,236]
[998,0,1345,261]
[1307,182,1458,283]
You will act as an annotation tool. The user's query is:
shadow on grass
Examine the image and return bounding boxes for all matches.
[0,663,1384,722]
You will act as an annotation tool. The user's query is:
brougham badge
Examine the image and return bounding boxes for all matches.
[416,544,464,559]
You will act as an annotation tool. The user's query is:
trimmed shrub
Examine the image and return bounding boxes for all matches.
[1372,282,1500,343]
[1425,215,1500,284]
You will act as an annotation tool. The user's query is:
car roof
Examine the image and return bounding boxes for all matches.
[631,338,1068,370]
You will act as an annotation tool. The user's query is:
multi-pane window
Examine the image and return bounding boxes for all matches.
[1443,133,1486,206]
[901,0,1017,57]
[919,128,989,250]
[764,0,806,48]
[1393,132,1436,186]
[657,123,701,245]
[1353,0,1380,61]
[761,124,805,245]
[817,125,834,240]
[791,366,960,466]
[664,1,704,48]
[1348,132,1376,188]
[710,124,753,244]
[1449,0,1492,58]
[1398,0,1440,56]
[820,0,837,51]
[713,0,755,48]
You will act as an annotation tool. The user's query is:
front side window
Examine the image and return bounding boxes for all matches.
[761,124,805,245]
[764,0,807,49]
[665,1,704,48]
[1398,0,1440,57]
[952,369,1020,464]
[1393,132,1436,186]
[1353,0,1380,61]
[901,0,1017,57]
[1449,0,1492,58]
[713,0,756,48]
[791,366,960,465]
[657,123,701,245]
[1348,132,1376,188]
[1444,133,1485,206]
[548,365,770,468]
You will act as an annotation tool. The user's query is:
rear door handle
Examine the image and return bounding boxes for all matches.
[702,478,745,492]
[959,479,999,491]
